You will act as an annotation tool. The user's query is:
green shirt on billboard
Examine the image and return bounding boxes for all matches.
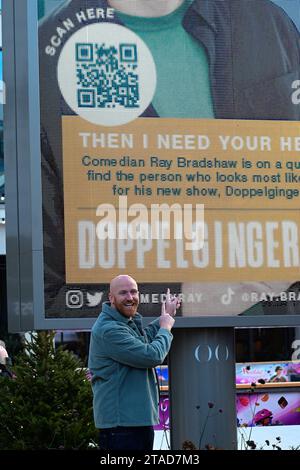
[119,0,214,119]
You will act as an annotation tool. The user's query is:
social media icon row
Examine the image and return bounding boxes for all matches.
[66,290,104,309]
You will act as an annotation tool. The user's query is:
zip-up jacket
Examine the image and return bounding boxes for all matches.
[88,302,172,427]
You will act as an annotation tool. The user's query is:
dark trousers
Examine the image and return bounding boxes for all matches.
[99,426,154,451]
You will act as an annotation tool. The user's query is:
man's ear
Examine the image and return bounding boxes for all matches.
[108,292,113,303]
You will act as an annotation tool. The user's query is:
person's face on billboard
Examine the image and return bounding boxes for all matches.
[109,275,139,318]
[108,0,184,17]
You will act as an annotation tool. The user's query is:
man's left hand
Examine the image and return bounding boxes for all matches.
[164,288,181,317]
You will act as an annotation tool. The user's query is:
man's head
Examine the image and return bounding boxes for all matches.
[109,275,139,318]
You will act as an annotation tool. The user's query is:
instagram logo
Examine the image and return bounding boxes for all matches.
[66,290,84,309]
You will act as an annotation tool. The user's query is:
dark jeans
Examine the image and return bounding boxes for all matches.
[99,426,154,451]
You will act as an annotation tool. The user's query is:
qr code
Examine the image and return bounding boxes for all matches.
[76,42,140,109]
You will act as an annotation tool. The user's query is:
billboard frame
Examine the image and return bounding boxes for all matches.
[3,0,300,331]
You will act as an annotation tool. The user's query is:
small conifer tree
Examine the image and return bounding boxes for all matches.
[0,331,97,449]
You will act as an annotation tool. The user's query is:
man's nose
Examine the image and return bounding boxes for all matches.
[125,292,133,300]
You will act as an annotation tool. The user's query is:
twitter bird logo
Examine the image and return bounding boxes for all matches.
[86,291,104,307]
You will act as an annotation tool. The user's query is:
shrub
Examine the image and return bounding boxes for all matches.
[0,331,97,449]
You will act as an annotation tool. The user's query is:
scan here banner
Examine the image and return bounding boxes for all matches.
[62,116,300,283]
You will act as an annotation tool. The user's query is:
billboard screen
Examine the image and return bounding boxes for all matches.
[236,361,300,384]
[237,391,300,427]
[28,0,300,326]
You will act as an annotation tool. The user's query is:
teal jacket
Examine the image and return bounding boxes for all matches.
[88,302,173,428]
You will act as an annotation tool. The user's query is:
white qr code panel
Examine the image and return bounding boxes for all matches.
[57,23,156,126]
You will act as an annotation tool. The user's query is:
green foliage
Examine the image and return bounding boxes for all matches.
[0,331,97,449]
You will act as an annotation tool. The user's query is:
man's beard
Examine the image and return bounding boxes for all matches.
[114,299,139,317]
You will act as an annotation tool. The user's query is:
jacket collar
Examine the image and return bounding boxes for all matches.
[187,0,218,33]
[183,0,234,118]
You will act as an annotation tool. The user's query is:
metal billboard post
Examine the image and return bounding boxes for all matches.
[169,327,237,450]
[3,0,44,333]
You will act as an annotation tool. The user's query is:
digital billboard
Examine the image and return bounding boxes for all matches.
[4,0,300,329]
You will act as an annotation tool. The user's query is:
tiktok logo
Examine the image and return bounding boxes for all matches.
[221,287,235,305]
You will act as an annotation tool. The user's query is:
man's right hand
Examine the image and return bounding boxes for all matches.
[159,301,175,331]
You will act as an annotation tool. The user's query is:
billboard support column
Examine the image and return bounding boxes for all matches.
[3,0,44,332]
[169,327,237,450]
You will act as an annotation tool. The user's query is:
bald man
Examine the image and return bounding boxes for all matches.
[88,275,179,451]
